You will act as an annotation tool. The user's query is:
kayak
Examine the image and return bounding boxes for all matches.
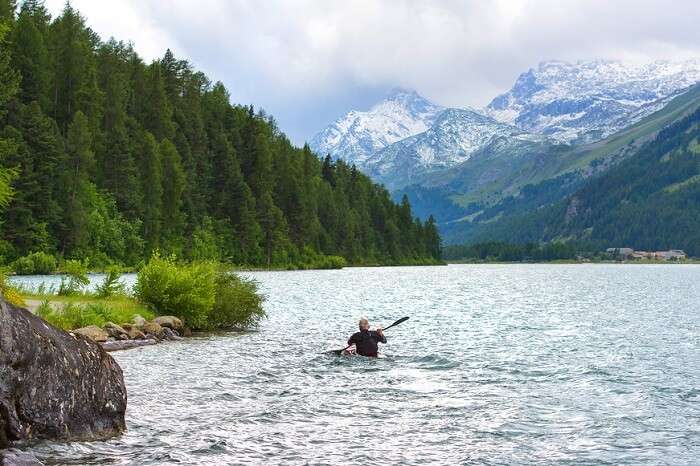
[326,317,409,356]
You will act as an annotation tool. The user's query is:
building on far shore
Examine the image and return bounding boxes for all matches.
[653,250,687,260]
[606,248,687,261]
[606,247,634,258]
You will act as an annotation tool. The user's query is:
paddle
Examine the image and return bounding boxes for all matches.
[328,316,409,356]
[381,316,409,331]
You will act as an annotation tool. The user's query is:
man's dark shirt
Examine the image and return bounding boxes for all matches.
[347,329,387,357]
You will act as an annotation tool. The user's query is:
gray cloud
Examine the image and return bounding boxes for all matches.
[45,0,700,144]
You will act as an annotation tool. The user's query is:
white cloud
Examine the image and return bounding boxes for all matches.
[42,0,700,143]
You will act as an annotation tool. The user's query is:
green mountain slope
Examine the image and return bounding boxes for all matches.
[461,103,700,255]
[414,83,700,246]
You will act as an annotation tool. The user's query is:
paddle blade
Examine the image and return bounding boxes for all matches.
[383,316,409,331]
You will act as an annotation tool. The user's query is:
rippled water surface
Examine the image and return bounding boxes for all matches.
[11,264,700,465]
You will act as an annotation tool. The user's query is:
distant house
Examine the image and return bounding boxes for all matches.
[606,247,634,258]
[631,251,650,260]
[606,248,687,261]
[654,250,687,260]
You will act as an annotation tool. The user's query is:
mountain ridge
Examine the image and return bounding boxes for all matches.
[365,108,545,190]
[308,88,444,166]
[464,101,700,255]
[309,59,700,192]
[486,59,700,143]
[438,82,700,247]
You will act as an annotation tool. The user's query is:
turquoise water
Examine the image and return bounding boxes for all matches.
[10,264,700,465]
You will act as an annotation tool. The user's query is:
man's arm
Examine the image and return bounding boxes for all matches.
[375,328,387,344]
[347,333,357,346]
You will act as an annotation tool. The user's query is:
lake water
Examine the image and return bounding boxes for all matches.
[9,264,700,465]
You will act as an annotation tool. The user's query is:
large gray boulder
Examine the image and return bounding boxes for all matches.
[0,299,127,448]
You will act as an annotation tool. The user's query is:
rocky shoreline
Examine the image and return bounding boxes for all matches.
[70,315,190,352]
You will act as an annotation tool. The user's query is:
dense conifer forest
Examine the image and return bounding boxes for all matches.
[0,1,442,269]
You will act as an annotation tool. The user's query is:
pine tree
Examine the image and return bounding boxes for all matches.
[49,3,94,133]
[0,22,19,119]
[424,215,441,260]
[63,110,94,254]
[257,190,286,266]
[19,1,50,34]
[138,131,162,254]
[321,154,335,186]
[0,0,16,23]
[161,48,189,102]
[11,3,50,108]
[4,102,64,253]
[0,23,18,210]
[250,124,274,199]
[159,138,185,249]
[95,40,140,217]
[142,62,174,141]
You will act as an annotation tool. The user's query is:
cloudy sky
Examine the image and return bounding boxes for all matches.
[44,0,700,144]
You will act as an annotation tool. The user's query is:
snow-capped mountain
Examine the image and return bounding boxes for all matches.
[487,59,700,143]
[365,108,543,189]
[308,88,444,166]
[309,59,700,191]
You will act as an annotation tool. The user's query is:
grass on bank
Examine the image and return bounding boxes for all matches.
[33,297,155,331]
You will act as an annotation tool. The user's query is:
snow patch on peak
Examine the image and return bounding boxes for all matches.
[487,59,700,143]
[308,89,444,166]
[364,107,544,189]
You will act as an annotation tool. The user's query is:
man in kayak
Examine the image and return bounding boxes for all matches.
[347,318,386,357]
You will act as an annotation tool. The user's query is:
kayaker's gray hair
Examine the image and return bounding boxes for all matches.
[359,318,369,327]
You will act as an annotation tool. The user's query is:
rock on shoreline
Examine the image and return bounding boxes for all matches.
[71,315,185,352]
[0,299,126,448]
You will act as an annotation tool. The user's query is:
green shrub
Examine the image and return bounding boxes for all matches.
[135,254,266,330]
[11,252,57,275]
[30,252,57,274]
[291,247,347,270]
[209,270,266,329]
[11,256,34,275]
[58,259,90,296]
[134,255,217,329]
[95,265,125,298]
[317,255,347,269]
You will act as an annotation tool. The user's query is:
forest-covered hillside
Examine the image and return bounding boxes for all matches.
[468,105,700,256]
[0,1,441,268]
